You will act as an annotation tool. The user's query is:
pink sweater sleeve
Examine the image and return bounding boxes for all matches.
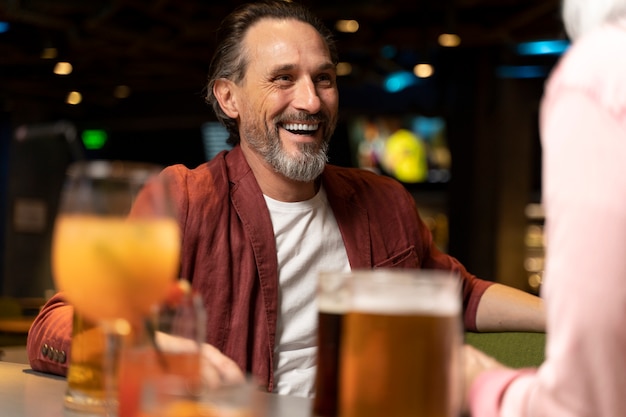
[469,369,536,417]
[26,292,72,376]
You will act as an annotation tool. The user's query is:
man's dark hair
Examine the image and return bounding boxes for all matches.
[205,0,338,145]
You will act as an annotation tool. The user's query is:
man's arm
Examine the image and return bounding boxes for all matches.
[474,283,545,332]
[26,292,72,376]
[29,291,245,385]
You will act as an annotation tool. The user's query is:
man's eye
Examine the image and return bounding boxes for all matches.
[316,74,335,85]
[274,75,292,83]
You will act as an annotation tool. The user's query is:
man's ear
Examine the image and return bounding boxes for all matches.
[213,78,239,118]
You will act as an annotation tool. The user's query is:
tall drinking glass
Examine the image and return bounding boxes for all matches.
[52,160,181,416]
[339,269,463,417]
[64,310,106,412]
[313,271,352,417]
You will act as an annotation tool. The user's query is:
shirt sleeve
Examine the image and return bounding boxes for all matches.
[26,292,72,376]
[470,368,536,416]
[419,220,492,331]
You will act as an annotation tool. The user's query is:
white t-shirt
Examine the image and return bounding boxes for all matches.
[263,186,350,397]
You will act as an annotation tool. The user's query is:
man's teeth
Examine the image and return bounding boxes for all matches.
[283,123,319,131]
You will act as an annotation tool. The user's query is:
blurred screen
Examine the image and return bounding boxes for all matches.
[347,114,451,184]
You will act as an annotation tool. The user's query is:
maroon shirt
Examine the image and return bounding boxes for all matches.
[27,145,492,390]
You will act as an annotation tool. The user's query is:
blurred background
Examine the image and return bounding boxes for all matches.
[0,0,558,311]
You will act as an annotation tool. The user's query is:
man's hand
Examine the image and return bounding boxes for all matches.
[155,331,245,388]
[159,279,247,387]
[200,343,246,389]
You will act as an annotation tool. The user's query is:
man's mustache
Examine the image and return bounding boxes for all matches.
[275,112,328,125]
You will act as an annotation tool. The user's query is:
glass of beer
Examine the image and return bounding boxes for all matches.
[313,271,352,417]
[64,311,107,413]
[339,269,462,417]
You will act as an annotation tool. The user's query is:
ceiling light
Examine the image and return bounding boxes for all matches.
[54,62,73,75]
[66,91,82,105]
[336,62,352,76]
[438,33,461,47]
[335,20,359,33]
[413,64,434,78]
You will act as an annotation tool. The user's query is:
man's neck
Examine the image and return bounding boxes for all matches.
[240,142,318,202]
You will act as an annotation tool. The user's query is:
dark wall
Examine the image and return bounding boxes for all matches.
[0,114,10,295]
[446,46,547,290]
[2,132,72,298]
[1,122,208,298]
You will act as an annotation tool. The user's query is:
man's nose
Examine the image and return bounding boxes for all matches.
[293,78,322,113]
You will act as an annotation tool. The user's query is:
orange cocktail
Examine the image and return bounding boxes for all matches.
[52,160,181,415]
[52,214,180,324]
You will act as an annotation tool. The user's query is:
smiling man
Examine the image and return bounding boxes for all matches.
[27,0,545,398]
[209,5,339,201]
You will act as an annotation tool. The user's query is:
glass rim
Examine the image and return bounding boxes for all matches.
[66,160,163,183]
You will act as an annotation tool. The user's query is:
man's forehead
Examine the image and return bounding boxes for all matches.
[246,16,308,35]
[243,18,327,55]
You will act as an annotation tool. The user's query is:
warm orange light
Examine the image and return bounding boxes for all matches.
[337,62,352,76]
[66,91,82,105]
[438,33,461,47]
[54,61,73,75]
[528,273,542,290]
[413,64,434,78]
[335,20,359,33]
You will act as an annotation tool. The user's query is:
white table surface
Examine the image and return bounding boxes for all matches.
[0,361,313,417]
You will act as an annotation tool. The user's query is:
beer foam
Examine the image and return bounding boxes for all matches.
[351,275,461,316]
[318,289,351,313]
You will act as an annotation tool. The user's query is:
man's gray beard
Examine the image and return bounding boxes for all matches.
[266,139,328,182]
[243,122,329,182]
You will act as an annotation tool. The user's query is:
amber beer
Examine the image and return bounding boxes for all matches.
[339,270,462,417]
[65,311,107,412]
[313,310,344,416]
[313,271,352,417]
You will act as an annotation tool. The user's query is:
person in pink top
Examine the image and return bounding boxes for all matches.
[464,0,626,415]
